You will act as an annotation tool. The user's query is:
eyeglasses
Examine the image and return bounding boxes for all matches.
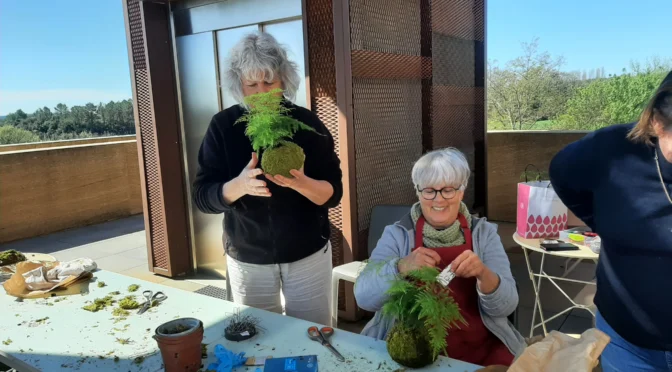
[416,186,464,200]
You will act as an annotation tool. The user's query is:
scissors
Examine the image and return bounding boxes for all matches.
[307,326,345,362]
[137,290,167,315]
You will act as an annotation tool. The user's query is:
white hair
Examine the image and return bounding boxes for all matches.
[411,148,470,191]
[224,31,301,105]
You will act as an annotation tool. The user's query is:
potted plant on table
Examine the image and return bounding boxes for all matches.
[235,88,317,178]
[382,266,465,369]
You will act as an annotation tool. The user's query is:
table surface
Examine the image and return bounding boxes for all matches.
[512,234,599,260]
[0,270,481,372]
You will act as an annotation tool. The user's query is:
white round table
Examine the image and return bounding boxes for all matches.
[513,234,599,337]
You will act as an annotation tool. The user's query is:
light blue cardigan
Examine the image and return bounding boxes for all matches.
[354,213,526,357]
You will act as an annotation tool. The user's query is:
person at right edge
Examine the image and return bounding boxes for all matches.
[550,71,672,371]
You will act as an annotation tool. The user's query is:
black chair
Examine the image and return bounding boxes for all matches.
[366,205,519,328]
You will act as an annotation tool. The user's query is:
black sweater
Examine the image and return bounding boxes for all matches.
[192,102,343,264]
[550,124,672,350]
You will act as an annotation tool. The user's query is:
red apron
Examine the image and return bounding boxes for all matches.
[414,214,514,367]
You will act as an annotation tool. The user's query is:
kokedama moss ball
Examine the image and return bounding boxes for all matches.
[386,323,436,369]
[261,142,305,178]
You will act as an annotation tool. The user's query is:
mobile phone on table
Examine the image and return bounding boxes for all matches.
[540,239,579,251]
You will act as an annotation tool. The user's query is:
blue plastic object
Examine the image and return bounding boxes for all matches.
[206,344,247,372]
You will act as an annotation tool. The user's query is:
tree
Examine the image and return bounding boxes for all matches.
[487,38,571,130]
[557,63,670,130]
[0,126,41,145]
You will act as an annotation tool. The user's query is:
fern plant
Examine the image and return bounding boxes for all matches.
[235,89,317,177]
[382,266,466,368]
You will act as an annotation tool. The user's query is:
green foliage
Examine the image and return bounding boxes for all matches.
[557,67,669,130]
[487,38,671,131]
[382,266,465,360]
[0,125,40,145]
[235,89,316,152]
[1,99,135,145]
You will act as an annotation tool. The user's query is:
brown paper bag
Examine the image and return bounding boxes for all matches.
[2,261,93,299]
[476,329,610,372]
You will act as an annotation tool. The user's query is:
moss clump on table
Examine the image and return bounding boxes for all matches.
[112,308,130,317]
[0,250,26,266]
[82,296,115,312]
[235,88,317,178]
[118,296,140,310]
[2,339,12,346]
[97,281,106,288]
[128,284,140,292]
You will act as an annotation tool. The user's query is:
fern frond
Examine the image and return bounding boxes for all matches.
[234,89,319,151]
[406,266,440,284]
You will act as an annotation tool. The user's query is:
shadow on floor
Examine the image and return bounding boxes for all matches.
[0,215,145,255]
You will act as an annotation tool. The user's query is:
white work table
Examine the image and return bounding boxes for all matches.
[1,270,481,372]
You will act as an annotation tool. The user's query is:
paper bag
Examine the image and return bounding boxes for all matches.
[517,180,568,239]
[476,329,610,372]
[2,261,93,299]
[510,329,610,372]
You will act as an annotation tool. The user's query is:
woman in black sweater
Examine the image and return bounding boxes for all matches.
[192,32,342,326]
[550,72,672,371]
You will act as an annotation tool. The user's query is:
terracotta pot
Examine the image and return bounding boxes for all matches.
[154,317,204,372]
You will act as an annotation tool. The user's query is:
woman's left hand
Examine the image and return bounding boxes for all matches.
[451,250,487,279]
[265,167,309,190]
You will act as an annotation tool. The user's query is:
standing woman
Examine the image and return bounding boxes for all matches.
[192,32,342,326]
[550,71,672,371]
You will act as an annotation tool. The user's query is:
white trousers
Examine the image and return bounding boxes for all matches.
[227,242,333,326]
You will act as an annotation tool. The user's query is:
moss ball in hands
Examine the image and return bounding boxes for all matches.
[261,142,305,178]
[235,89,317,177]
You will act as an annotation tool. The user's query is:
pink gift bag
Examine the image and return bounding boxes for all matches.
[517,180,568,239]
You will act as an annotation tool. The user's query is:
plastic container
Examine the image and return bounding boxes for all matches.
[154,317,204,372]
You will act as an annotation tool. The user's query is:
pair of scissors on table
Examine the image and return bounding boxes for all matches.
[307,326,345,362]
[137,290,167,315]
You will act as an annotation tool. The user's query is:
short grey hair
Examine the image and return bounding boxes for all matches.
[411,148,470,191]
[224,32,301,105]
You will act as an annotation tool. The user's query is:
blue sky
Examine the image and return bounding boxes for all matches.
[0,1,131,115]
[0,0,670,115]
[488,0,671,75]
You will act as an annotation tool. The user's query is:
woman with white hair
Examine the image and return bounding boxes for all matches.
[354,148,524,366]
[192,32,342,326]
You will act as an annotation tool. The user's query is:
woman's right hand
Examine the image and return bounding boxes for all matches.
[397,247,441,275]
[222,153,270,204]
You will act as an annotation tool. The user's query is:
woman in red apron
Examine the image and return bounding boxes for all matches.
[393,148,521,366]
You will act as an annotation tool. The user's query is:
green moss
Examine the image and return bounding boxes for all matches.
[128,284,140,292]
[2,339,12,346]
[261,141,305,177]
[112,308,130,317]
[0,250,26,266]
[109,291,120,296]
[82,295,115,312]
[97,281,106,288]
[118,296,140,310]
[386,324,435,369]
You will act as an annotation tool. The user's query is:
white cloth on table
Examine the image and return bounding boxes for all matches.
[22,258,97,290]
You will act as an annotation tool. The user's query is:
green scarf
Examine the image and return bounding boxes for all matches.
[410,202,473,248]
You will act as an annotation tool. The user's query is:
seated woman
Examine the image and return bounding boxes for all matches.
[354,148,525,366]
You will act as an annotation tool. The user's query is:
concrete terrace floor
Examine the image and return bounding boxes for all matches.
[0,216,597,337]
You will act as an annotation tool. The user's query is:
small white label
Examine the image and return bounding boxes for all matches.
[437,264,455,287]
[241,331,250,336]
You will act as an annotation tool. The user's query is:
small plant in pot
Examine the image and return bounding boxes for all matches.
[235,88,317,178]
[153,317,204,372]
[382,266,465,369]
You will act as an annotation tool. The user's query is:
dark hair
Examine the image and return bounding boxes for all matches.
[629,71,672,145]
